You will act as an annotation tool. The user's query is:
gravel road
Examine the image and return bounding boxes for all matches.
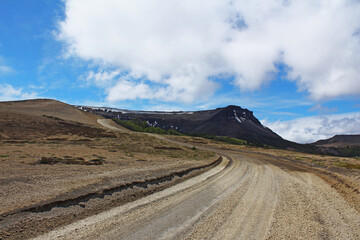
[34,151,360,240]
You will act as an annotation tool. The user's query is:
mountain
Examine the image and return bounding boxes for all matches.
[77,105,297,148]
[78,104,360,156]
[313,135,360,148]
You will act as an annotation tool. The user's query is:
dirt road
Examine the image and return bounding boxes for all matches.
[97,119,128,132]
[34,149,360,240]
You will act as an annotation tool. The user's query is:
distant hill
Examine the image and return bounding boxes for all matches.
[78,105,307,149]
[311,135,360,157]
[313,135,360,148]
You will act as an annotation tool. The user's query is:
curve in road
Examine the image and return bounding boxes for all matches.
[37,119,360,239]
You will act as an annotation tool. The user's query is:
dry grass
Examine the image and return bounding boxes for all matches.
[0,132,215,216]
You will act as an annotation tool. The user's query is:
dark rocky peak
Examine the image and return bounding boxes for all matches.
[213,105,262,126]
[77,104,286,147]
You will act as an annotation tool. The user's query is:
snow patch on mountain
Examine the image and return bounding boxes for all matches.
[234,110,246,123]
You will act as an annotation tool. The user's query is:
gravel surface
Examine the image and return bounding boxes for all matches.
[34,152,360,240]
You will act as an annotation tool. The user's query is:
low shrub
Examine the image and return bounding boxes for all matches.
[113,119,183,136]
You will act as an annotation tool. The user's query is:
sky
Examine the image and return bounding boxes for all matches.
[0,0,360,143]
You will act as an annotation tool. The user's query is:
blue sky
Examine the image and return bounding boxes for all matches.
[1,0,360,143]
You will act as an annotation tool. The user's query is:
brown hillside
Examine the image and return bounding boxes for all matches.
[0,99,108,140]
[0,99,100,126]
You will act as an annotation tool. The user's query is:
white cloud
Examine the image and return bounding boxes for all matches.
[262,112,360,144]
[0,84,38,101]
[59,0,360,103]
[106,74,217,103]
[107,80,152,101]
[85,69,121,88]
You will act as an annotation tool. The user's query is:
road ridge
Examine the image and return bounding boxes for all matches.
[34,157,230,240]
[0,156,223,220]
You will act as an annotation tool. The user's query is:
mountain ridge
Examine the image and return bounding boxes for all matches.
[78,104,292,148]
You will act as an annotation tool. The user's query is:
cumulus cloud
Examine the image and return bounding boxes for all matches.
[0,84,37,101]
[262,113,360,143]
[59,0,360,103]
